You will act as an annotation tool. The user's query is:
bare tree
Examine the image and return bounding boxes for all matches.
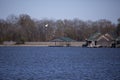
[0,14,118,43]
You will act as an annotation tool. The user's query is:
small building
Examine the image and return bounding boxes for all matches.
[50,37,76,46]
[85,33,114,47]
[51,37,76,42]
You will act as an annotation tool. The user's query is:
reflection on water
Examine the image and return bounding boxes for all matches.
[0,47,120,80]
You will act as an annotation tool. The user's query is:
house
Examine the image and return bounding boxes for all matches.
[86,32,101,47]
[97,33,114,47]
[86,33,114,47]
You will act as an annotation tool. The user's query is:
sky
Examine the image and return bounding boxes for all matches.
[0,0,120,23]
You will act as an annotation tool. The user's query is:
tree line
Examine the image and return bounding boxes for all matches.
[0,14,120,43]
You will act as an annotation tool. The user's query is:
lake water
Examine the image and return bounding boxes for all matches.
[0,47,120,80]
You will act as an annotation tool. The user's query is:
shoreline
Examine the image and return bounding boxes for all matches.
[0,44,49,47]
[0,45,117,48]
[0,44,76,47]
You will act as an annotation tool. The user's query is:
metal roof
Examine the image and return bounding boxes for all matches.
[51,37,76,42]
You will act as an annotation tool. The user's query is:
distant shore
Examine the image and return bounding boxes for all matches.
[1,42,85,47]
[0,44,49,47]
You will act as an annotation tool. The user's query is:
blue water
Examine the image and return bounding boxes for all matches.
[0,47,120,80]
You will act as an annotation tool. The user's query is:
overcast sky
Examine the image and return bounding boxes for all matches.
[0,0,120,23]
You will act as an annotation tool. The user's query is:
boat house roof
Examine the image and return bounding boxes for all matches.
[50,37,76,42]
